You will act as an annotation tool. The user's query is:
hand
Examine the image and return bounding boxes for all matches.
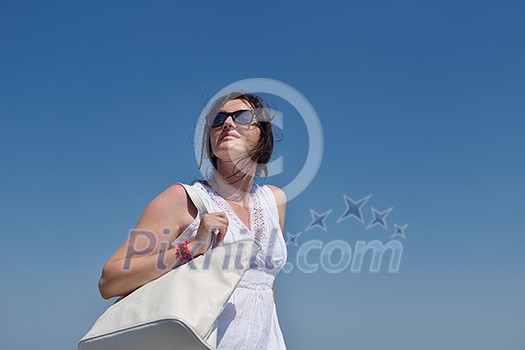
[190,212,229,256]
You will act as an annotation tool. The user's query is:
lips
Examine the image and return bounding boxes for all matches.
[221,133,239,140]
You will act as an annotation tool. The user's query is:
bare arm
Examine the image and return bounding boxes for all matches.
[98,184,199,299]
[267,185,287,301]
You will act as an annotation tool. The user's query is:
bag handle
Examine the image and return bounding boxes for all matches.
[178,182,211,215]
[177,182,218,249]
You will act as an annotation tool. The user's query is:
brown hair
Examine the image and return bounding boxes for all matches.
[198,91,275,183]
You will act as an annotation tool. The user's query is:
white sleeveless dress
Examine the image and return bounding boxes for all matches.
[172,180,288,349]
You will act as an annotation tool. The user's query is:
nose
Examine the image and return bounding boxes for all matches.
[222,115,236,129]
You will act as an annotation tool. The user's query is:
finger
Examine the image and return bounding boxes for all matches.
[210,211,227,219]
[217,216,229,227]
[208,225,223,245]
[202,216,225,230]
[217,223,228,244]
[209,215,229,228]
[203,213,227,224]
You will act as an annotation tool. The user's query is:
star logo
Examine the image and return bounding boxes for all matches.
[366,207,393,230]
[391,223,409,239]
[337,194,372,223]
[306,209,332,232]
[286,231,302,247]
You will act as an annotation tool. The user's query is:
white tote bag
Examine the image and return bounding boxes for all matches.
[78,183,261,350]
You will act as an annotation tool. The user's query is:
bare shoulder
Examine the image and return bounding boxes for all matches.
[145,184,191,218]
[265,184,287,232]
[133,183,197,241]
[161,183,191,206]
[151,183,186,207]
[104,182,196,265]
[265,184,287,208]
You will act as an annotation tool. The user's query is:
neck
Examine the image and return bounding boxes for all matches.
[208,159,256,205]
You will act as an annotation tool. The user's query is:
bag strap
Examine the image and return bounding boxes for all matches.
[177,182,211,216]
[177,182,219,250]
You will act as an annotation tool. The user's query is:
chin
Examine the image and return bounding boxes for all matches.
[215,149,252,162]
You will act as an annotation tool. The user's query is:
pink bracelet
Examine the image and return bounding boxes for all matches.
[176,240,194,264]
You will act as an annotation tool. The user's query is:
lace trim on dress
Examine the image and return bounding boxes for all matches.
[196,181,267,245]
[252,189,266,244]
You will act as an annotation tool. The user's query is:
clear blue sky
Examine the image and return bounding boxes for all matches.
[1,1,524,349]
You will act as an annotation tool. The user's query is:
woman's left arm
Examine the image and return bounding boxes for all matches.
[267,185,287,300]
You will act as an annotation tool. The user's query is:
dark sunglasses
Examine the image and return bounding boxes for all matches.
[209,110,256,128]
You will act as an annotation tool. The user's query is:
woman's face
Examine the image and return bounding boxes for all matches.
[209,98,261,164]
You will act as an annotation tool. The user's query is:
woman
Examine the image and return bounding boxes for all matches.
[98,91,288,349]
